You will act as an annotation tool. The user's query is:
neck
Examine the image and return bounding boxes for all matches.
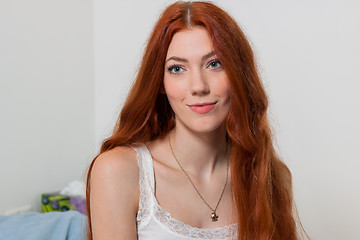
[169,124,229,179]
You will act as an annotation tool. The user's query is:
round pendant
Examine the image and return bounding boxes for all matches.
[211,211,219,222]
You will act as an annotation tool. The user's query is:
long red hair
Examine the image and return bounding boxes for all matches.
[86,1,303,239]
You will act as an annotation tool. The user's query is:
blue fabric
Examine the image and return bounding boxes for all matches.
[0,211,86,240]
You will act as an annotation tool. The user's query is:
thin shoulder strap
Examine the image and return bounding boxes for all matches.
[130,143,155,230]
[132,143,155,193]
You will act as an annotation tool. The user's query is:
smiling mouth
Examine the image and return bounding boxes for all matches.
[187,102,217,114]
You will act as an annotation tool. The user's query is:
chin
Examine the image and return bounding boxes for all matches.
[174,113,228,134]
[187,120,226,134]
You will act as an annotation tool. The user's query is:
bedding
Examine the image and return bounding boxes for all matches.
[0,211,86,240]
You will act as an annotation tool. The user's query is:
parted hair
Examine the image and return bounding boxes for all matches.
[86,1,303,239]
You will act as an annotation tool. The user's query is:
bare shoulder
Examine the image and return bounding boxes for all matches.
[90,145,139,205]
[90,146,139,189]
[91,146,138,178]
[89,146,139,239]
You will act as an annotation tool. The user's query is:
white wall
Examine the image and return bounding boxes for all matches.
[94,0,360,239]
[93,0,176,146]
[0,0,94,213]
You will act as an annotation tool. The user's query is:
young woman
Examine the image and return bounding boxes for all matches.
[86,1,303,239]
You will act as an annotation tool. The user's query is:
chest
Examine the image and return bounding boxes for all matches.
[152,160,236,229]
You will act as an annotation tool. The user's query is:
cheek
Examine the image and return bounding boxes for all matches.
[213,75,231,99]
[164,78,185,102]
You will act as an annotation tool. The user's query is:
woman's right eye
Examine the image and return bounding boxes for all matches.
[167,65,184,74]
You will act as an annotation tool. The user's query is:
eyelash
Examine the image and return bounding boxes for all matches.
[207,59,222,69]
[167,64,184,75]
[167,59,222,75]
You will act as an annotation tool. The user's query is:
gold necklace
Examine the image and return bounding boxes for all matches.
[168,135,229,222]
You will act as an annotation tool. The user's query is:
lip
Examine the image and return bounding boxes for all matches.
[187,102,217,114]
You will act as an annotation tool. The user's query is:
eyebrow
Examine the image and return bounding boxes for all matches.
[165,51,216,63]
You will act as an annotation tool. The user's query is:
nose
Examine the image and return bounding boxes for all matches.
[189,69,210,96]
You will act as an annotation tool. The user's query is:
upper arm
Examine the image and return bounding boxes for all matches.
[89,146,139,240]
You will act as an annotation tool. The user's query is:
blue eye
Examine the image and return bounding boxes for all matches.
[208,60,222,69]
[168,65,184,74]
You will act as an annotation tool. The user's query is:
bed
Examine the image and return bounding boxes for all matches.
[0,211,86,240]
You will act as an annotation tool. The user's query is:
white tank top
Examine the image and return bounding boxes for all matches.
[131,143,238,240]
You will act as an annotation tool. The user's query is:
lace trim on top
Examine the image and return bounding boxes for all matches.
[132,143,238,239]
[153,200,238,239]
[132,143,154,230]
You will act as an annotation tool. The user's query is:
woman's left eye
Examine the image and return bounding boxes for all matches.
[207,60,222,69]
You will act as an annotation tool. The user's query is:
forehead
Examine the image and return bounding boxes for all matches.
[166,27,214,58]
